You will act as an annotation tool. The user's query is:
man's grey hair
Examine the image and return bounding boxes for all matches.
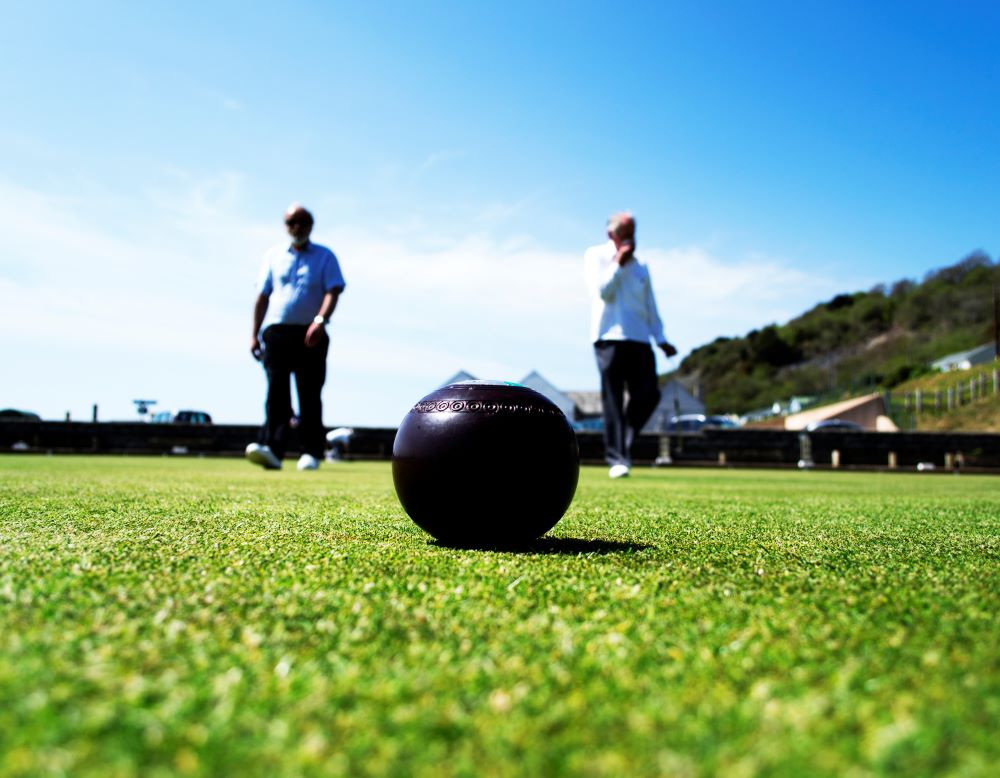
[285,202,314,225]
[607,211,634,236]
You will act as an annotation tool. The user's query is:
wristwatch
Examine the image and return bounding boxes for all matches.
[313,315,328,326]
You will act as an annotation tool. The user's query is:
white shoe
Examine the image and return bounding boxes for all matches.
[297,454,320,471]
[609,464,631,479]
[246,443,281,470]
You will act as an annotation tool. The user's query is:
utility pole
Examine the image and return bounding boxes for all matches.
[994,284,999,361]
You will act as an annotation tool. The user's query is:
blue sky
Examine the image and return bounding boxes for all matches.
[2,1,997,426]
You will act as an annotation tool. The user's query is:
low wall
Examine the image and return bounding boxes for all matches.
[2,421,998,471]
[651,428,1000,470]
[0,421,397,460]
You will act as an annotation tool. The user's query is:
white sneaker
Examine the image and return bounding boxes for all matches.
[609,464,631,479]
[297,454,320,471]
[246,443,282,470]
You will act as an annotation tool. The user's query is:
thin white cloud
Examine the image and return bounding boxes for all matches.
[193,85,246,113]
[646,245,852,346]
[472,192,544,228]
[0,176,867,424]
[0,175,265,420]
[413,149,468,176]
[330,227,853,357]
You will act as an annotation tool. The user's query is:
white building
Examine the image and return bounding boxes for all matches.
[931,343,997,372]
[439,369,705,433]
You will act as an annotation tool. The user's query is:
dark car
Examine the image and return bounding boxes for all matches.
[570,418,604,432]
[667,414,740,432]
[805,419,864,432]
[0,408,41,421]
[150,410,213,424]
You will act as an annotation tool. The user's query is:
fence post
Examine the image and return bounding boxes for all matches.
[798,433,814,469]
[935,390,942,412]
[994,367,999,395]
[656,436,673,466]
[970,378,977,402]
[947,387,955,410]
[915,389,923,414]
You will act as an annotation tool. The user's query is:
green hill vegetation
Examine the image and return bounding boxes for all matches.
[677,251,999,417]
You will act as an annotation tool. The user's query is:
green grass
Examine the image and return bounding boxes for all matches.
[1,457,998,777]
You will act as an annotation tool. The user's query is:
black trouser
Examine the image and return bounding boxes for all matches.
[594,340,661,466]
[260,324,329,459]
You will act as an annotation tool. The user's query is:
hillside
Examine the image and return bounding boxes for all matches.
[890,368,1000,433]
[676,251,999,415]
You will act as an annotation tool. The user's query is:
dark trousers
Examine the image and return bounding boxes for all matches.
[260,325,328,459]
[595,340,661,466]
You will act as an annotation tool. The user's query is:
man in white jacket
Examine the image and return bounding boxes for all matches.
[584,212,677,478]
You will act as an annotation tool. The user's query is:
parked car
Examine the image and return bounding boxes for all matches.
[667,414,740,432]
[570,418,604,433]
[0,408,41,421]
[805,419,864,432]
[326,427,355,461]
[150,410,213,424]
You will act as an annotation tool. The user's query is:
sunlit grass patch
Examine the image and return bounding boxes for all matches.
[1,457,998,776]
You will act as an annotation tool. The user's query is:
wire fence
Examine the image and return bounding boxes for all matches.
[886,366,1000,430]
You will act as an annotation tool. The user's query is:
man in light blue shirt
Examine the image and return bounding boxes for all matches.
[246,203,346,471]
[585,212,676,478]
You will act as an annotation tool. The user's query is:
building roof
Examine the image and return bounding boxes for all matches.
[782,392,898,431]
[931,343,997,371]
[518,370,564,398]
[435,369,706,429]
[564,390,603,416]
[518,371,577,419]
[440,370,478,387]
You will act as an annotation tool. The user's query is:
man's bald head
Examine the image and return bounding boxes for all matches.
[284,203,314,227]
[607,212,635,246]
[284,203,314,247]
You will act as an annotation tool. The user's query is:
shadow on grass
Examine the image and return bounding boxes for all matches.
[429,536,655,555]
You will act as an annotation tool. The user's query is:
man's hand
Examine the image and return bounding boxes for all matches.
[615,239,635,267]
[659,341,678,358]
[305,321,326,348]
[251,294,269,360]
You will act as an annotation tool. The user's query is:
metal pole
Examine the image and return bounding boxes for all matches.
[993,284,999,360]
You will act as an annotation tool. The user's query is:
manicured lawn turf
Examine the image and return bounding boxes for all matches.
[1,456,998,777]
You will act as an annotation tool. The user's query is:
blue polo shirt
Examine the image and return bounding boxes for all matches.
[257,241,346,328]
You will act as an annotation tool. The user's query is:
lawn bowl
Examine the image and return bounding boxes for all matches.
[392,381,580,546]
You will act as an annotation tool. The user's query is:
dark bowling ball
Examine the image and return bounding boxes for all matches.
[392,380,580,546]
